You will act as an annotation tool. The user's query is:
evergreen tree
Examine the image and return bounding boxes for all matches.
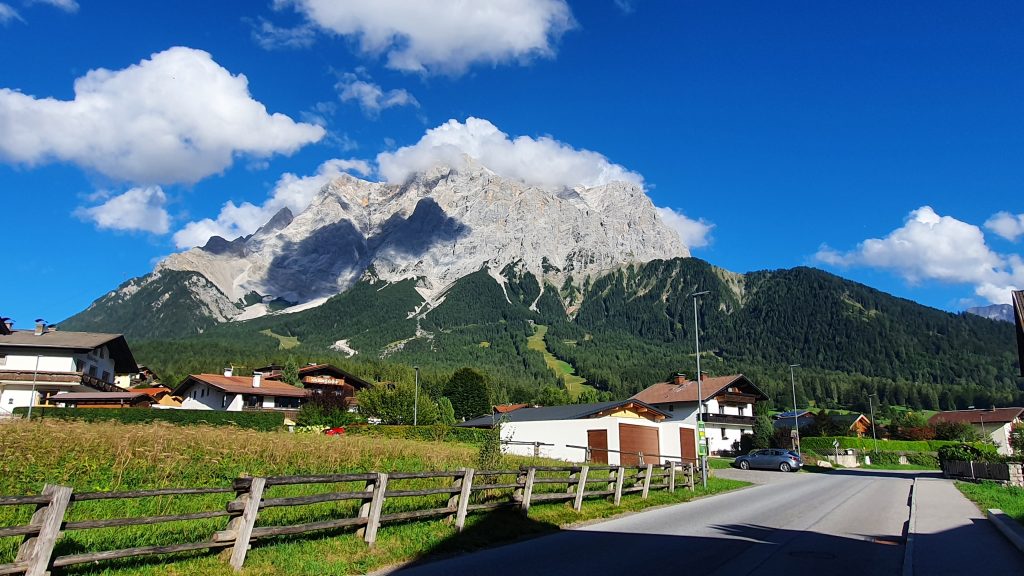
[282,357,301,387]
[443,367,493,420]
[752,412,774,449]
[437,397,457,426]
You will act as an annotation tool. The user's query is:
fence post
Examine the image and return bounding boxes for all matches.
[641,464,653,499]
[453,468,474,532]
[668,463,676,493]
[520,467,537,514]
[363,473,389,547]
[585,446,592,462]
[16,484,72,576]
[355,475,378,539]
[228,477,265,571]
[573,466,589,511]
[613,466,625,506]
[446,469,464,525]
[566,469,578,498]
[688,463,695,491]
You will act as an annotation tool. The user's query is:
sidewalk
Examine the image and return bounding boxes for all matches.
[911,477,1021,575]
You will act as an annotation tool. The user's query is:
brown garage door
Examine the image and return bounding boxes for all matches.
[619,423,660,466]
[587,429,608,464]
[679,427,697,466]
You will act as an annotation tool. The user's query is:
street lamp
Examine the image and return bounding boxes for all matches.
[789,364,800,458]
[26,354,41,420]
[868,393,879,454]
[413,366,419,426]
[691,290,710,489]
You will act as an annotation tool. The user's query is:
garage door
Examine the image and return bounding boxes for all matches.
[619,423,660,466]
[679,427,697,466]
[587,429,608,464]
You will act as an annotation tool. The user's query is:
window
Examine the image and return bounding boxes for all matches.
[668,404,674,412]
[738,406,745,416]
[721,427,728,439]
[719,405,725,415]
[88,365,98,377]
[7,398,12,405]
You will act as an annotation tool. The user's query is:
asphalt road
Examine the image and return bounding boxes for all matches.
[382,468,1018,576]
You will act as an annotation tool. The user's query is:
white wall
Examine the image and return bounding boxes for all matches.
[500,417,697,466]
[179,383,233,411]
[0,346,116,384]
[0,387,34,411]
[975,422,1015,456]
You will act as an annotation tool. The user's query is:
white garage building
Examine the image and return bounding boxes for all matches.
[459,399,698,467]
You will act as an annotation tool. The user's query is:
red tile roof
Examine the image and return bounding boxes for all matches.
[176,374,308,398]
[928,408,1024,426]
[494,403,530,414]
[632,374,765,404]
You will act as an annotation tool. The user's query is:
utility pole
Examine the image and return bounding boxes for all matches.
[413,366,419,426]
[691,290,709,489]
[868,393,879,453]
[789,364,800,458]
[26,354,41,420]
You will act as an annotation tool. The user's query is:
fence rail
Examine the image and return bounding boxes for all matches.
[0,462,698,574]
[941,460,1011,482]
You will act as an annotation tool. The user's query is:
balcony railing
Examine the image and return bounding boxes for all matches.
[702,413,756,426]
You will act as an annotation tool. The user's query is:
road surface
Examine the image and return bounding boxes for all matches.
[382,468,1020,575]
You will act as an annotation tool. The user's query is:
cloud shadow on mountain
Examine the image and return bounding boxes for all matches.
[369,197,470,258]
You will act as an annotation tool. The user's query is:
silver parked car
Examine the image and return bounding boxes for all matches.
[734,449,803,472]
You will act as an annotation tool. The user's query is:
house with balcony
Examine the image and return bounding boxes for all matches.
[632,373,768,455]
[0,320,137,414]
[256,363,371,410]
[928,408,1024,456]
[173,369,309,414]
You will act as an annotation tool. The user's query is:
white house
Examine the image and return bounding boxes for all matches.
[459,399,697,467]
[0,320,137,414]
[928,408,1024,456]
[173,370,308,412]
[632,373,768,455]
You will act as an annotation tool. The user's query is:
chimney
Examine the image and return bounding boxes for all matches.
[34,321,45,336]
[672,373,687,385]
[224,367,233,377]
[3,319,12,331]
[252,372,262,388]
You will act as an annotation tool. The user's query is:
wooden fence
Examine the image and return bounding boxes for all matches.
[941,460,1011,482]
[0,463,697,575]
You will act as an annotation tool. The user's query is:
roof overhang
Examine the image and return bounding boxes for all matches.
[705,375,770,402]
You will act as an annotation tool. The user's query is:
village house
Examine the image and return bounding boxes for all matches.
[632,373,768,456]
[173,369,308,413]
[0,319,137,414]
[255,363,371,410]
[928,408,1024,456]
[131,385,182,408]
[459,399,688,466]
[773,410,874,438]
[49,391,154,408]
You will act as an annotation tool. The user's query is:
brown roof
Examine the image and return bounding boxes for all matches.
[0,330,138,372]
[132,387,175,397]
[631,374,767,404]
[928,408,1024,426]
[51,391,151,401]
[175,374,309,398]
[494,403,530,414]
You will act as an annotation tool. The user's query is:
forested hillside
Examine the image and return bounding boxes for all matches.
[78,258,1020,412]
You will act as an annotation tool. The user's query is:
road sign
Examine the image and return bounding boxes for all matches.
[698,421,706,431]
[698,444,707,456]
[832,439,840,449]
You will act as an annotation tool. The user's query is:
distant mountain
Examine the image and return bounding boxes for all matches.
[966,304,1014,323]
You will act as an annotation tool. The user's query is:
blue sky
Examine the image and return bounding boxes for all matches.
[1,0,1022,329]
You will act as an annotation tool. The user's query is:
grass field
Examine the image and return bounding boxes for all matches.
[956,480,1024,524]
[0,420,746,575]
[260,329,300,350]
[527,324,595,398]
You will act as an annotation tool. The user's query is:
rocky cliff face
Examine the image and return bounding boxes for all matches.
[160,160,687,313]
[966,304,1014,323]
[64,160,688,334]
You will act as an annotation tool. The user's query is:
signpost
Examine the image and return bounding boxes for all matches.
[697,422,707,456]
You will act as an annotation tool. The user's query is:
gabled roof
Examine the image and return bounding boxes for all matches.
[494,403,531,414]
[0,330,138,372]
[832,413,871,428]
[632,374,768,405]
[928,408,1024,426]
[174,374,308,398]
[773,417,815,430]
[132,386,177,397]
[775,409,814,419]
[458,399,669,428]
[258,363,373,389]
[51,391,151,401]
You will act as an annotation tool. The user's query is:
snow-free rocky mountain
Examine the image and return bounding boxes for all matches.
[966,304,1014,324]
[63,160,688,336]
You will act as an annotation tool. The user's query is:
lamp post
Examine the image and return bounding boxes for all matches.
[413,366,419,426]
[789,364,800,458]
[691,290,709,489]
[868,393,879,453]
[26,354,41,420]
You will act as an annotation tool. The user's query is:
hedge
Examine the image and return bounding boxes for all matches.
[345,424,492,445]
[13,407,285,431]
[800,436,983,454]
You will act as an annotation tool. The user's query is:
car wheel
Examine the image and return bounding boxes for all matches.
[738,460,750,470]
[779,462,791,472]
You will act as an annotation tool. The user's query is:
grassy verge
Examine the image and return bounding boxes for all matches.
[859,463,936,471]
[0,421,748,575]
[956,480,1024,524]
[707,457,733,469]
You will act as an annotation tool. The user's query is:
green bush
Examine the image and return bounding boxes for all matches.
[868,451,939,468]
[13,407,284,431]
[937,443,1001,463]
[800,436,985,454]
[345,424,492,445]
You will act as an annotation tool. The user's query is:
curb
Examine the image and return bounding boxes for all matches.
[902,477,918,576]
[987,509,1024,554]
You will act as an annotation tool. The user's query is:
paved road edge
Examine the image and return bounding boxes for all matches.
[986,508,1024,554]
[901,477,917,576]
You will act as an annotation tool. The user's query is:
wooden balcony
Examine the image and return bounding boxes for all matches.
[703,413,756,426]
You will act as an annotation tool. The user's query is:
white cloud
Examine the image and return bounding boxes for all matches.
[0,3,23,23]
[75,186,170,234]
[336,73,417,116]
[377,117,642,188]
[985,211,1024,242]
[173,158,371,248]
[251,19,316,50]
[0,46,325,185]
[279,0,575,74]
[815,206,1024,304]
[655,207,713,249]
[30,0,78,12]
